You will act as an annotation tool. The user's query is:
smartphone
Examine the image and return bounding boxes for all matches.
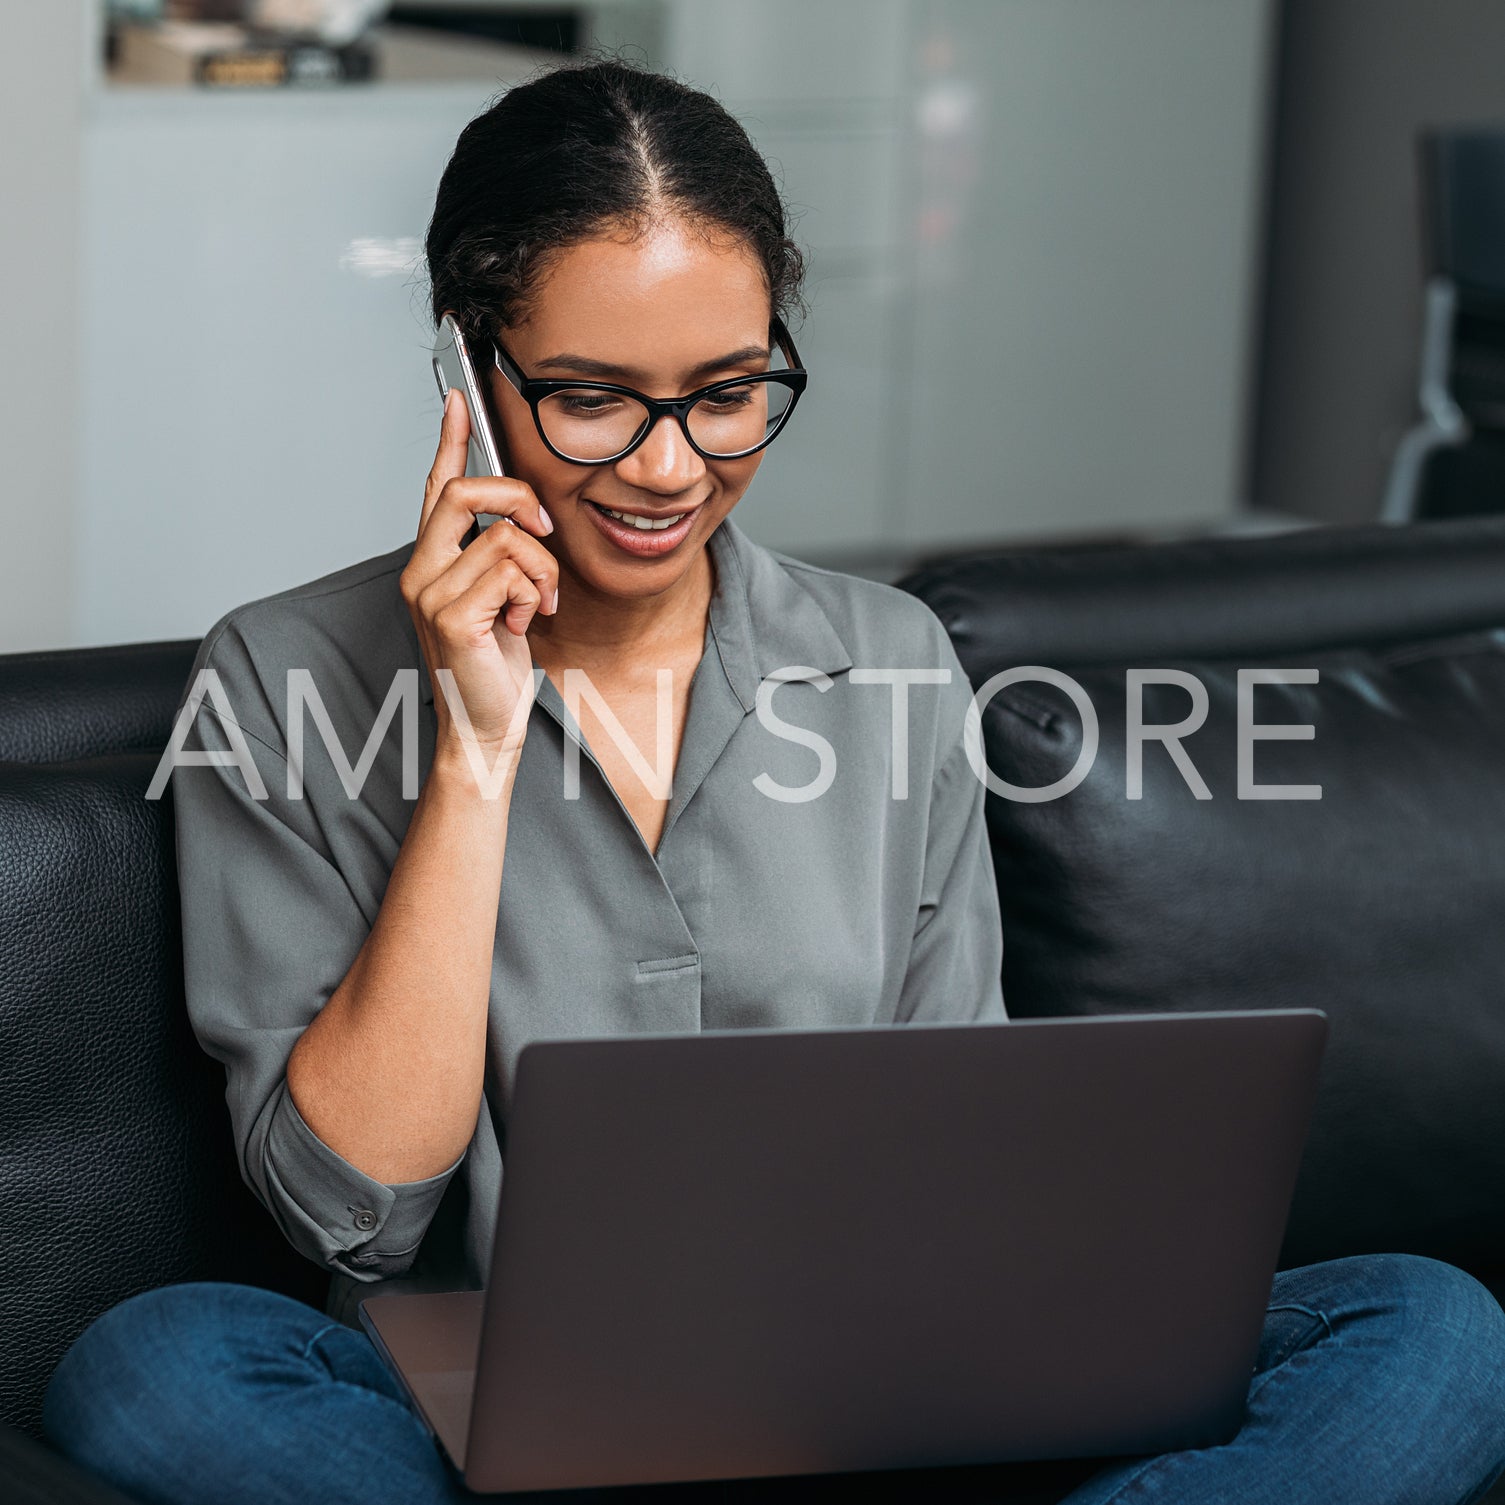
[431,312,506,529]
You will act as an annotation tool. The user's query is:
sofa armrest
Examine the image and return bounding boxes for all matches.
[0,1422,138,1505]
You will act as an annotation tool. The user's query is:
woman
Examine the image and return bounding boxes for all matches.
[41,58,1505,1505]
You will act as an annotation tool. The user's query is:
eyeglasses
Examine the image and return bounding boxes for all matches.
[489,317,807,465]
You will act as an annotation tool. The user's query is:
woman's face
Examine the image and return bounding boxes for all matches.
[484,219,775,605]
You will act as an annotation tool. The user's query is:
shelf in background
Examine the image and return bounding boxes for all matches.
[100,20,558,95]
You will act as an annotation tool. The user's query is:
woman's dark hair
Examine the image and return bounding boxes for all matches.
[424,58,806,344]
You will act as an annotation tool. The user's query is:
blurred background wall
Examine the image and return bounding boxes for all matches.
[5,0,1280,649]
[0,5,88,652]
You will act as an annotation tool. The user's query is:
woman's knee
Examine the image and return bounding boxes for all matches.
[1384,1255,1505,1397]
[1295,1254,1505,1453]
[1282,1251,1500,1326]
[1337,1253,1505,1348]
[42,1280,333,1477]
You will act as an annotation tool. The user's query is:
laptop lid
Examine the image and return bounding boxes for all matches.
[439,1010,1325,1494]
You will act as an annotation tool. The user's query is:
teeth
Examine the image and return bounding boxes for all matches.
[600,506,686,531]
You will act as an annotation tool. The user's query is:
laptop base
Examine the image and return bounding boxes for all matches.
[359,1289,483,1470]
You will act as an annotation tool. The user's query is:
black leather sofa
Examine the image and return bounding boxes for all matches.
[5,515,1505,1502]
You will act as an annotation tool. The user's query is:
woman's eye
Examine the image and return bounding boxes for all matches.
[702,386,756,411]
[559,393,622,416]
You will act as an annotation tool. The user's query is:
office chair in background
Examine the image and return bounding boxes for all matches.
[1383,130,1505,523]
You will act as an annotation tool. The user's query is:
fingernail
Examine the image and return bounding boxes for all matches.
[538,505,555,535]
[549,587,559,614]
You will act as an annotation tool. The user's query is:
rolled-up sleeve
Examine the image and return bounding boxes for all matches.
[171,632,462,1282]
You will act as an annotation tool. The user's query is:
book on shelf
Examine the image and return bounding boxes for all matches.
[112,20,377,87]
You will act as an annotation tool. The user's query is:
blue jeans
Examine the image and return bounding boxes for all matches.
[41,1254,1505,1505]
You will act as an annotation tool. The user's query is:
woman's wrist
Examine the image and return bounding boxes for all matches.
[427,732,525,807]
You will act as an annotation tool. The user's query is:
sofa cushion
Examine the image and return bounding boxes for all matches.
[0,641,202,764]
[0,746,326,1436]
[902,517,1505,1280]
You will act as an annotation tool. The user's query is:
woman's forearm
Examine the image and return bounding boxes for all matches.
[285,743,515,1184]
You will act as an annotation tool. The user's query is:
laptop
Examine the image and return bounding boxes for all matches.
[358,1009,1326,1494]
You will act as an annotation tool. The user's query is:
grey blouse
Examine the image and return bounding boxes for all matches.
[170,517,1006,1329]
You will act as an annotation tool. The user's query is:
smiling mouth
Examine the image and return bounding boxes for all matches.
[589,501,695,532]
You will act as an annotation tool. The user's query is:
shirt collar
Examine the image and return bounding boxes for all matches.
[704,517,852,711]
[413,515,853,710]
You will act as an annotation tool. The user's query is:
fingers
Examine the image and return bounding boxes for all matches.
[431,556,550,650]
[408,390,559,612]
[428,473,554,545]
[420,389,553,543]
[408,519,560,641]
[422,388,471,532]
[406,473,555,612]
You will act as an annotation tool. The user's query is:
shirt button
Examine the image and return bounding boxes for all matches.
[353,1209,377,1232]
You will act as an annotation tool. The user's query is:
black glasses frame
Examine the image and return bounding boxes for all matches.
[489,317,808,465]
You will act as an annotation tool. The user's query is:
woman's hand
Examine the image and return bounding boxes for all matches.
[399,388,559,767]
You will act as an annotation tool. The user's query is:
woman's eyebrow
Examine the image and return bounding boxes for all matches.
[533,345,771,381]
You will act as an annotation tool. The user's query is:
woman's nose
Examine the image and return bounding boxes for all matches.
[613,414,705,494]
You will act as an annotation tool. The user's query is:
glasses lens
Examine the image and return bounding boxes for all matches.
[536,389,652,462]
[687,377,795,458]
